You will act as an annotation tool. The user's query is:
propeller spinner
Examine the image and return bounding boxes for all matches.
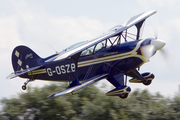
[141,38,166,62]
[151,39,166,50]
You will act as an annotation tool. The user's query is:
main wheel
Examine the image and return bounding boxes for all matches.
[119,93,128,99]
[143,80,152,86]
[22,85,26,90]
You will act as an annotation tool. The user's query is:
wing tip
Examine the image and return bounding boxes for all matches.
[6,73,16,80]
[48,94,55,98]
[148,10,157,16]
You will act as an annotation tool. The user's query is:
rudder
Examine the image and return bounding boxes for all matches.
[12,45,43,72]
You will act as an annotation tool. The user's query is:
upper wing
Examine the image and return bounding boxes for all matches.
[6,65,42,79]
[125,10,156,27]
[46,10,156,62]
[48,74,108,97]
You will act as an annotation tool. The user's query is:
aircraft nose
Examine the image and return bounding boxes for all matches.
[151,39,166,50]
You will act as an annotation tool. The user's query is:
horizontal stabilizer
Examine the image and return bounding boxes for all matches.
[48,74,108,97]
[6,65,42,79]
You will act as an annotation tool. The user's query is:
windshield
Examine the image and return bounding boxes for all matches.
[64,41,87,52]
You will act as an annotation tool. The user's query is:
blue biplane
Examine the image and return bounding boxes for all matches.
[7,10,165,99]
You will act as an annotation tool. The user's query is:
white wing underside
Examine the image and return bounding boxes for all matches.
[48,74,108,97]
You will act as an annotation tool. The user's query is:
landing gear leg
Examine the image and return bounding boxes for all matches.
[106,74,131,99]
[119,74,130,99]
[22,79,34,90]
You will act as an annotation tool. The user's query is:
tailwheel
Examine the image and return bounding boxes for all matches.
[22,85,26,90]
[21,79,34,90]
[119,93,128,99]
[143,80,152,86]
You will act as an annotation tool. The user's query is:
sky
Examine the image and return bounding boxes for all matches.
[0,0,180,99]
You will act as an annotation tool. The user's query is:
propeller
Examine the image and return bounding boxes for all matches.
[151,22,175,69]
[149,22,174,69]
[159,47,175,69]
[140,39,166,62]
[140,16,174,69]
[140,19,166,62]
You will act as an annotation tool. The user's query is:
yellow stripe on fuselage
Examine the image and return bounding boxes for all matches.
[27,40,146,75]
[28,69,46,75]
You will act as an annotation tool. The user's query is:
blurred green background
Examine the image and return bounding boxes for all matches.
[1,84,180,120]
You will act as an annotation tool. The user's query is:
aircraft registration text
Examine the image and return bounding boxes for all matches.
[47,63,76,76]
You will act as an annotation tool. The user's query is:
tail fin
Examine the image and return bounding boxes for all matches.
[12,45,43,72]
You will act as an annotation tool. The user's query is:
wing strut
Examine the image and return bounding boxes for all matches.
[67,52,82,88]
[135,20,145,40]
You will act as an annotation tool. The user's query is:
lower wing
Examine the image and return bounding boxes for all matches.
[48,74,108,97]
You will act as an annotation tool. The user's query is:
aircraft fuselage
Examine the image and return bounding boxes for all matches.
[22,39,152,82]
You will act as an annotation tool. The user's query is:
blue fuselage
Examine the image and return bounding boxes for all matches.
[23,39,152,82]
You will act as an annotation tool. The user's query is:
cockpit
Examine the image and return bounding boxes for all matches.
[81,41,105,56]
[64,41,87,52]
[63,40,105,57]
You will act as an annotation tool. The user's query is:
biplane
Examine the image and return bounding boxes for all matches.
[7,10,165,99]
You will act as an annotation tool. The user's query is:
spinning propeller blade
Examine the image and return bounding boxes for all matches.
[151,22,174,69]
[159,48,175,69]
